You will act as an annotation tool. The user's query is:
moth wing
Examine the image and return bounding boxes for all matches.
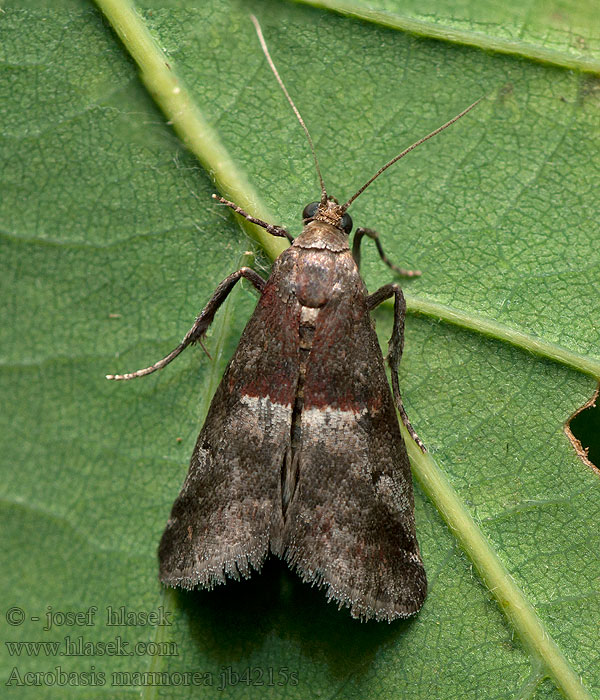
[158,259,300,589]
[280,290,426,621]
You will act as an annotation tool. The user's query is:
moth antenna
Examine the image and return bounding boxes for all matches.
[341,98,483,211]
[251,15,327,205]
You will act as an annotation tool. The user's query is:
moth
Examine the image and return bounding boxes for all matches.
[107,17,479,622]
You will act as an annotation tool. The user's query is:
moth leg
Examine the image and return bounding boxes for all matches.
[367,284,426,453]
[353,227,421,277]
[212,194,294,243]
[106,267,266,381]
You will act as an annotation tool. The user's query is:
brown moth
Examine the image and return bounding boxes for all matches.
[107,16,479,621]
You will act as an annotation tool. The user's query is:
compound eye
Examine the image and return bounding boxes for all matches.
[302,201,319,220]
[340,212,353,234]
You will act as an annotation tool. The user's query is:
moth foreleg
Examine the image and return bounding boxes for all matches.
[368,283,426,453]
[353,227,421,277]
[212,194,294,243]
[106,267,266,381]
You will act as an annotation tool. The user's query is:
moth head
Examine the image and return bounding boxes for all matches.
[302,198,353,235]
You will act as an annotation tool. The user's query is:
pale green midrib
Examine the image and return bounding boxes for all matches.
[293,0,600,75]
[403,432,593,700]
[93,3,594,699]
[92,0,288,263]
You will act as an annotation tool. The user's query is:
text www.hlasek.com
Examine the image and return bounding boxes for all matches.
[5,636,177,657]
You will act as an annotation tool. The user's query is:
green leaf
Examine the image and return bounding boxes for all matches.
[1,1,599,699]
[295,0,600,72]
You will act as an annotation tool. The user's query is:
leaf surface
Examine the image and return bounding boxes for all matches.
[1,1,599,698]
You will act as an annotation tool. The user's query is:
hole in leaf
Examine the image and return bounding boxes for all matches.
[566,385,600,472]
